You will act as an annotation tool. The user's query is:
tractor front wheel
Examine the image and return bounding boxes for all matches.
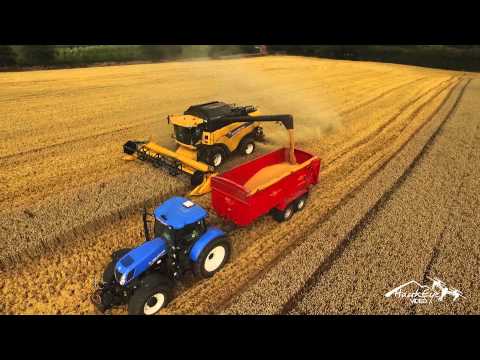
[128,274,173,315]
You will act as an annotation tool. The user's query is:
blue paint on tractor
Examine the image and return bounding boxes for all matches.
[154,197,207,230]
[92,196,234,315]
[190,227,225,262]
[115,238,167,285]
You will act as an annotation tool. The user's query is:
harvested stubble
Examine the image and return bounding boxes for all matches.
[414,78,480,315]
[288,79,480,315]
[222,78,471,315]
[0,56,464,314]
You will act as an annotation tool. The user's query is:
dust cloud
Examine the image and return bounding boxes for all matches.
[179,50,343,146]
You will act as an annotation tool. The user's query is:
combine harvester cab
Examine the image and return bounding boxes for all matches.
[211,148,321,226]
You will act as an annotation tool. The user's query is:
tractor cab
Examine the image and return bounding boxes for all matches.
[152,197,208,246]
[110,198,209,288]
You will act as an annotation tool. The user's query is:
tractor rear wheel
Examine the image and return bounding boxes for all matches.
[128,274,173,315]
[194,237,231,279]
[102,248,132,283]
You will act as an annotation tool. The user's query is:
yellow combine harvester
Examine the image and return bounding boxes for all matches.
[123,101,294,196]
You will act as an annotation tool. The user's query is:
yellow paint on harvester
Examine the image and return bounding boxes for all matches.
[144,142,212,174]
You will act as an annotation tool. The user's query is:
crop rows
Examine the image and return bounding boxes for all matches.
[288,79,479,315]
[0,56,464,314]
[221,78,471,314]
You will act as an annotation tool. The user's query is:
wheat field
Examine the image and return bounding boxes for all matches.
[0,55,471,314]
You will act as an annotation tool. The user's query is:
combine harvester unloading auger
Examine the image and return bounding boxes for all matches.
[122,101,297,196]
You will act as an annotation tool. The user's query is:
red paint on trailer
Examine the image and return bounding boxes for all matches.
[211,148,321,227]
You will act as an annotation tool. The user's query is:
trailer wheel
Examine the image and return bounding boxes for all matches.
[272,204,295,223]
[295,194,309,212]
[194,237,231,279]
[239,138,256,156]
[128,274,173,315]
[102,248,132,283]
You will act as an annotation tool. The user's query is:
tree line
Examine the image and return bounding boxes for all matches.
[0,45,259,69]
[2,45,479,72]
[268,45,480,72]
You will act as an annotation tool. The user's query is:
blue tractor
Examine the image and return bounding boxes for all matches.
[91,197,231,315]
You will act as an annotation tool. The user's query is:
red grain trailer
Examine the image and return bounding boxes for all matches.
[211,148,321,227]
